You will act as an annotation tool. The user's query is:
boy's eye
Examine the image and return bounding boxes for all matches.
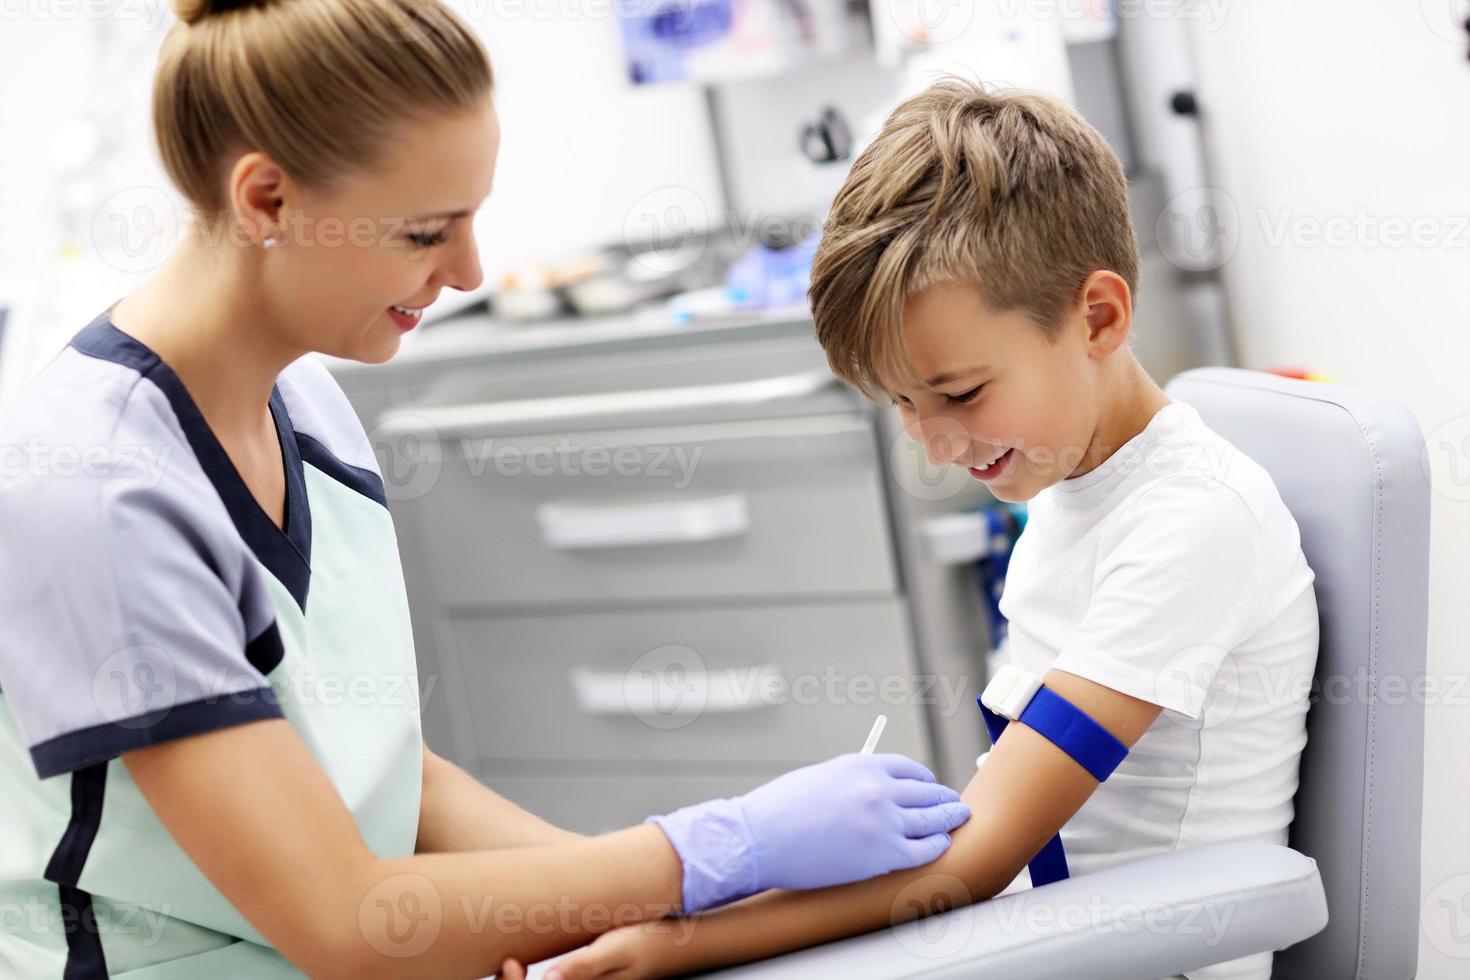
[945,385,983,405]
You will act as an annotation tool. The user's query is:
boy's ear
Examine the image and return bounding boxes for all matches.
[1079,270,1132,357]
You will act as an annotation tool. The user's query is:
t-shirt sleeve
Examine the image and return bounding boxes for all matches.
[0,441,285,779]
[1049,474,1263,720]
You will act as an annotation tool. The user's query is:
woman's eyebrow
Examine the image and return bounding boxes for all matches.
[409,208,474,221]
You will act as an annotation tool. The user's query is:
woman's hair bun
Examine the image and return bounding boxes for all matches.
[172,0,268,26]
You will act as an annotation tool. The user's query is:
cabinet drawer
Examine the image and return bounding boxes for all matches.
[449,598,935,768]
[393,413,897,609]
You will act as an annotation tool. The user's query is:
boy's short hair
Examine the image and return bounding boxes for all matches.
[809,77,1140,400]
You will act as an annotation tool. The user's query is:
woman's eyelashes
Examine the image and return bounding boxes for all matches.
[406,228,450,248]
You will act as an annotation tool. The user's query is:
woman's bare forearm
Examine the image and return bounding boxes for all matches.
[416,745,585,853]
[356,824,681,975]
[126,720,679,979]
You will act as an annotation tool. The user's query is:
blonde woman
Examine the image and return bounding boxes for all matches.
[0,2,973,977]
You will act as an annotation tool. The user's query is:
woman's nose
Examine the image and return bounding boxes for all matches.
[436,234,484,293]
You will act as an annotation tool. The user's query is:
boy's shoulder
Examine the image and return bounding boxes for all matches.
[1100,400,1296,550]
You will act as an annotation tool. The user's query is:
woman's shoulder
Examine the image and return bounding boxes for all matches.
[0,323,237,552]
[1,340,190,484]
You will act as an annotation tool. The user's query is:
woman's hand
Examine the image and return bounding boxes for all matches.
[648,752,970,913]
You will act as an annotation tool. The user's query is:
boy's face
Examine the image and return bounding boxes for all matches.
[884,278,1118,503]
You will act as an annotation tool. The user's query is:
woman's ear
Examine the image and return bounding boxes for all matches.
[226,151,291,247]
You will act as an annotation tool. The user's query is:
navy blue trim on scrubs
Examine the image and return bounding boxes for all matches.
[245,620,287,677]
[44,763,109,979]
[69,313,313,611]
[296,430,388,506]
[29,691,285,780]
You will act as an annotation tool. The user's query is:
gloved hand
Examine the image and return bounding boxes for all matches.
[646,753,970,914]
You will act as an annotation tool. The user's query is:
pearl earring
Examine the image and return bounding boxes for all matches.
[263,236,283,249]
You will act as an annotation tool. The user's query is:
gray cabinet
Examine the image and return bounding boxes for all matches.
[342,324,941,833]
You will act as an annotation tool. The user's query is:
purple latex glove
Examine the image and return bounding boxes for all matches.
[646,752,970,914]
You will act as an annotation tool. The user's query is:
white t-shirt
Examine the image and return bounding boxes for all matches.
[980,399,1320,980]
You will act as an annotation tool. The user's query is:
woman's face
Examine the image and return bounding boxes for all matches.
[262,99,500,364]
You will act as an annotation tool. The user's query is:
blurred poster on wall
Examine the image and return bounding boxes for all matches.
[619,0,867,85]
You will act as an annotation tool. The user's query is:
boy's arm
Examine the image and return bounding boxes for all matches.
[545,668,1164,979]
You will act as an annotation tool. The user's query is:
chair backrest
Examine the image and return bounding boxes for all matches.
[1163,367,1429,979]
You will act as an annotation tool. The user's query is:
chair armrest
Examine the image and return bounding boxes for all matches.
[694,842,1327,979]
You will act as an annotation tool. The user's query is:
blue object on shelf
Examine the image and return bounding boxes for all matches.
[972,502,1026,646]
[725,233,819,310]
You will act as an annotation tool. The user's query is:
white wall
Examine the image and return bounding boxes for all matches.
[0,3,725,399]
[1183,3,1470,975]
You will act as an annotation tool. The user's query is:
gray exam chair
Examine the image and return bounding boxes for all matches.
[530,366,1430,979]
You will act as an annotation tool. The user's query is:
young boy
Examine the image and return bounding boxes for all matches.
[532,78,1320,980]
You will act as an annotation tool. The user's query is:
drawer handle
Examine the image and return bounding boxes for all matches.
[536,494,749,550]
[377,369,838,438]
[570,664,783,716]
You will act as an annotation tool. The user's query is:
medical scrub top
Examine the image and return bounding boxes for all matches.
[0,310,423,978]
